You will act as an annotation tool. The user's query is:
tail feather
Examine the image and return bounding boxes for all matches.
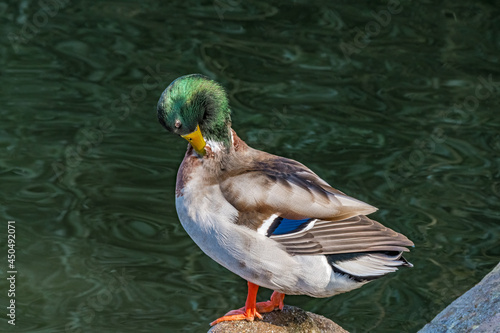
[327,251,412,282]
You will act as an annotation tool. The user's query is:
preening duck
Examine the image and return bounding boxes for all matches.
[157,74,414,326]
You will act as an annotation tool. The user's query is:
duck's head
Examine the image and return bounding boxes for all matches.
[157,74,232,156]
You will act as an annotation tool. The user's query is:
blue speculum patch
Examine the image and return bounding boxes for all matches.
[269,218,312,236]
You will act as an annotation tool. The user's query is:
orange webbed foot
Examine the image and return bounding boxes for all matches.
[210,306,263,326]
[256,291,286,313]
[210,286,286,326]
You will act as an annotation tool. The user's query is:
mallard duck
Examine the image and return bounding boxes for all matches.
[157,74,414,326]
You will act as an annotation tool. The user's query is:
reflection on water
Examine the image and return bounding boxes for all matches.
[1,0,499,332]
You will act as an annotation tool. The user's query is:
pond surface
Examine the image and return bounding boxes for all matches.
[1,0,499,332]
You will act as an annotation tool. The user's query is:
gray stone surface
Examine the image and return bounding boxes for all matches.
[419,262,500,333]
[208,305,348,333]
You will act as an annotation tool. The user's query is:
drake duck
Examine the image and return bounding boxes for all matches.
[157,74,414,326]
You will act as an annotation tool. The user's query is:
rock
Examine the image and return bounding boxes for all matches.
[419,262,500,333]
[208,305,349,333]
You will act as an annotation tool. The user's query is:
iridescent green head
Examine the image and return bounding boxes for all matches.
[157,74,232,155]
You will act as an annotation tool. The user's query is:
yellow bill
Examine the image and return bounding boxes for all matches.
[181,125,206,156]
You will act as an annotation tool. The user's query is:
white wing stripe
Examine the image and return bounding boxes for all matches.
[257,214,279,235]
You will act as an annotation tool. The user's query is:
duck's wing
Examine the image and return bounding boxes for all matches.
[221,154,377,221]
[220,153,413,255]
[266,215,413,255]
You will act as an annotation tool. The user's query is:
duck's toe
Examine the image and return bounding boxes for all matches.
[210,306,263,326]
[255,291,285,313]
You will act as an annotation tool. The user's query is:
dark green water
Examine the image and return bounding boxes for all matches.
[1,1,499,332]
